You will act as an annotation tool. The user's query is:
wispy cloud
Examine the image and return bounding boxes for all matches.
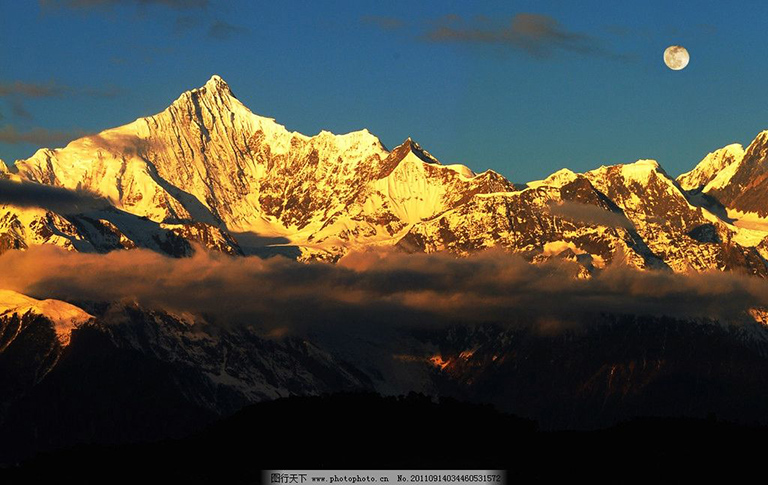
[549,201,634,229]
[39,0,208,10]
[361,15,405,31]
[0,81,121,99]
[423,13,626,60]
[0,81,120,121]
[0,125,88,146]
[207,19,248,40]
[0,81,68,98]
[8,99,33,120]
[39,0,245,43]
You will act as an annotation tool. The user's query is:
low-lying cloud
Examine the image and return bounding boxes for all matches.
[0,179,109,213]
[86,132,151,154]
[0,246,766,335]
[549,201,634,229]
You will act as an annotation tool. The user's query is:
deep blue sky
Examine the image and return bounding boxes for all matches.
[1,0,766,182]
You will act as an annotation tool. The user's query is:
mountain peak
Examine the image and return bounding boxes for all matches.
[204,74,231,93]
[374,138,442,179]
[528,168,579,189]
[753,129,768,142]
[627,159,660,169]
[742,130,768,160]
[398,138,441,165]
[170,74,236,109]
[618,159,672,184]
[677,143,744,192]
[585,159,674,192]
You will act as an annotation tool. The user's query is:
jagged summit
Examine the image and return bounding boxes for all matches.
[704,130,768,217]
[4,76,768,274]
[751,129,768,145]
[312,128,384,150]
[168,74,242,114]
[167,76,390,155]
[585,159,674,188]
[402,137,441,165]
[528,168,579,189]
[376,138,443,179]
[600,159,662,173]
[190,74,234,97]
[628,159,660,169]
[206,74,228,87]
[677,143,744,192]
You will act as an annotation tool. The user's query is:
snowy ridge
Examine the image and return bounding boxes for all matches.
[9,76,515,260]
[0,204,83,252]
[5,77,768,429]
[695,131,768,218]
[0,289,92,345]
[2,75,768,274]
[677,144,744,192]
[527,168,579,189]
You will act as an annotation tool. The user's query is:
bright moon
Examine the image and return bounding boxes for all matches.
[664,45,690,70]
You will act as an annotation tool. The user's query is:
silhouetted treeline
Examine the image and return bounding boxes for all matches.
[2,392,767,484]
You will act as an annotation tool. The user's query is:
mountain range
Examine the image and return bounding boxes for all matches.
[3,75,768,272]
[3,76,768,460]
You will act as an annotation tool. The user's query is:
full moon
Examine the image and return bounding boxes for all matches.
[664,45,690,70]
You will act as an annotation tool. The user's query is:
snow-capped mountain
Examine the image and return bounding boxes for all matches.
[689,132,768,219]
[675,134,768,260]
[1,74,768,271]
[677,143,745,192]
[0,293,373,454]
[3,76,509,260]
[5,75,768,455]
[0,289,92,347]
[0,290,369,409]
[5,288,768,453]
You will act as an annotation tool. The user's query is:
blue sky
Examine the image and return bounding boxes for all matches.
[0,0,766,182]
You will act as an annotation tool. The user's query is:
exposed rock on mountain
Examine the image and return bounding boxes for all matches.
[700,132,768,218]
[2,74,768,272]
